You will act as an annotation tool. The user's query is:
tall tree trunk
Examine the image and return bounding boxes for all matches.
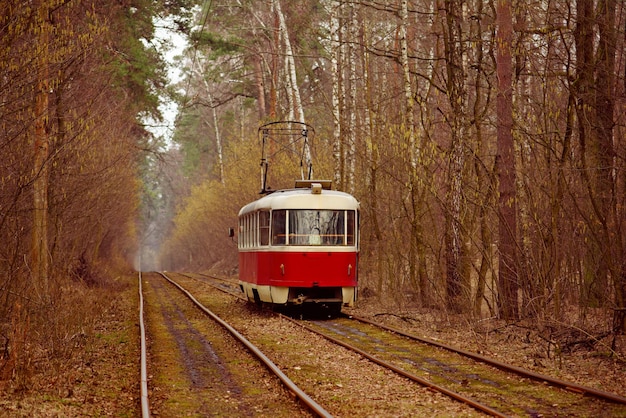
[443,0,468,313]
[346,2,357,194]
[274,0,311,178]
[468,0,493,317]
[268,2,280,120]
[551,89,575,321]
[399,0,422,303]
[613,3,626,334]
[274,0,303,121]
[210,95,224,185]
[574,0,616,308]
[399,0,416,167]
[496,0,519,320]
[360,9,379,240]
[328,0,343,189]
[595,0,622,332]
[253,55,266,121]
[32,1,51,300]
[573,0,595,305]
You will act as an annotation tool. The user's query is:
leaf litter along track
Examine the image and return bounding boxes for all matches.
[174,272,626,416]
[169,273,484,417]
[142,272,314,417]
[302,317,626,417]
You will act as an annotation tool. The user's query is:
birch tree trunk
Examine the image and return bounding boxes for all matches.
[328,0,343,188]
[400,0,416,167]
[346,2,357,194]
[268,3,279,120]
[209,94,225,185]
[274,0,312,178]
[274,0,302,121]
[253,55,266,120]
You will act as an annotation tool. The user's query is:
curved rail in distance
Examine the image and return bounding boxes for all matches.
[157,272,333,418]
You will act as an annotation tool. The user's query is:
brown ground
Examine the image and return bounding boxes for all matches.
[0,276,139,417]
[0,273,624,416]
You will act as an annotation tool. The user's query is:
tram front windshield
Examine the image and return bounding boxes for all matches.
[271,209,355,246]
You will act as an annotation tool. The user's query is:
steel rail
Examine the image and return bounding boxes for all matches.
[157,272,333,418]
[350,314,626,405]
[182,273,244,296]
[189,273,506,415]
[167,272,626,411]
[283,315,508,417]
[138,272,150,418]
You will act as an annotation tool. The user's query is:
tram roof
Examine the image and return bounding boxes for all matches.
[238,187,359,216]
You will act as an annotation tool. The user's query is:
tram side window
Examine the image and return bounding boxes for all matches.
[240,217,245,248]
[246,214,251,248]
[250,214,254,247]
[259,211,270,246]
[238,218,243,249]
[252,213,257,246]
[271,210,286,245]
[347,210,356,246]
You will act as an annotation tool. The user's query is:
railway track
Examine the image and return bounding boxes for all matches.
[349,314,626,404]
[297,316,626,416]
[152,272,481,416]
[138,271,327,417]
[187,272,626,417]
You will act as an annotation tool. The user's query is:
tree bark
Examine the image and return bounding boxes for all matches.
[274,0,312,178]
[443,0,468,313]
[253,55,266,121]
[328,0,343,188]
[399,0,422,306]
[573,0,617,309]
[346,2,357,194]
[496,0,519,320]
[399,0,416,167]
[32,1,51,300]
[468,0,493,317]
[594,0,623,332]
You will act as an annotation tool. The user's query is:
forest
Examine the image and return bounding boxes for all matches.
[156,0,626,326]
[1,0,625,388]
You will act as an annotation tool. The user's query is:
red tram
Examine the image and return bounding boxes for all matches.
[237,180,359,313]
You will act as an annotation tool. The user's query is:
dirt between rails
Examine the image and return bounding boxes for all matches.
[1,272,625,417]
[142,273,313,417]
